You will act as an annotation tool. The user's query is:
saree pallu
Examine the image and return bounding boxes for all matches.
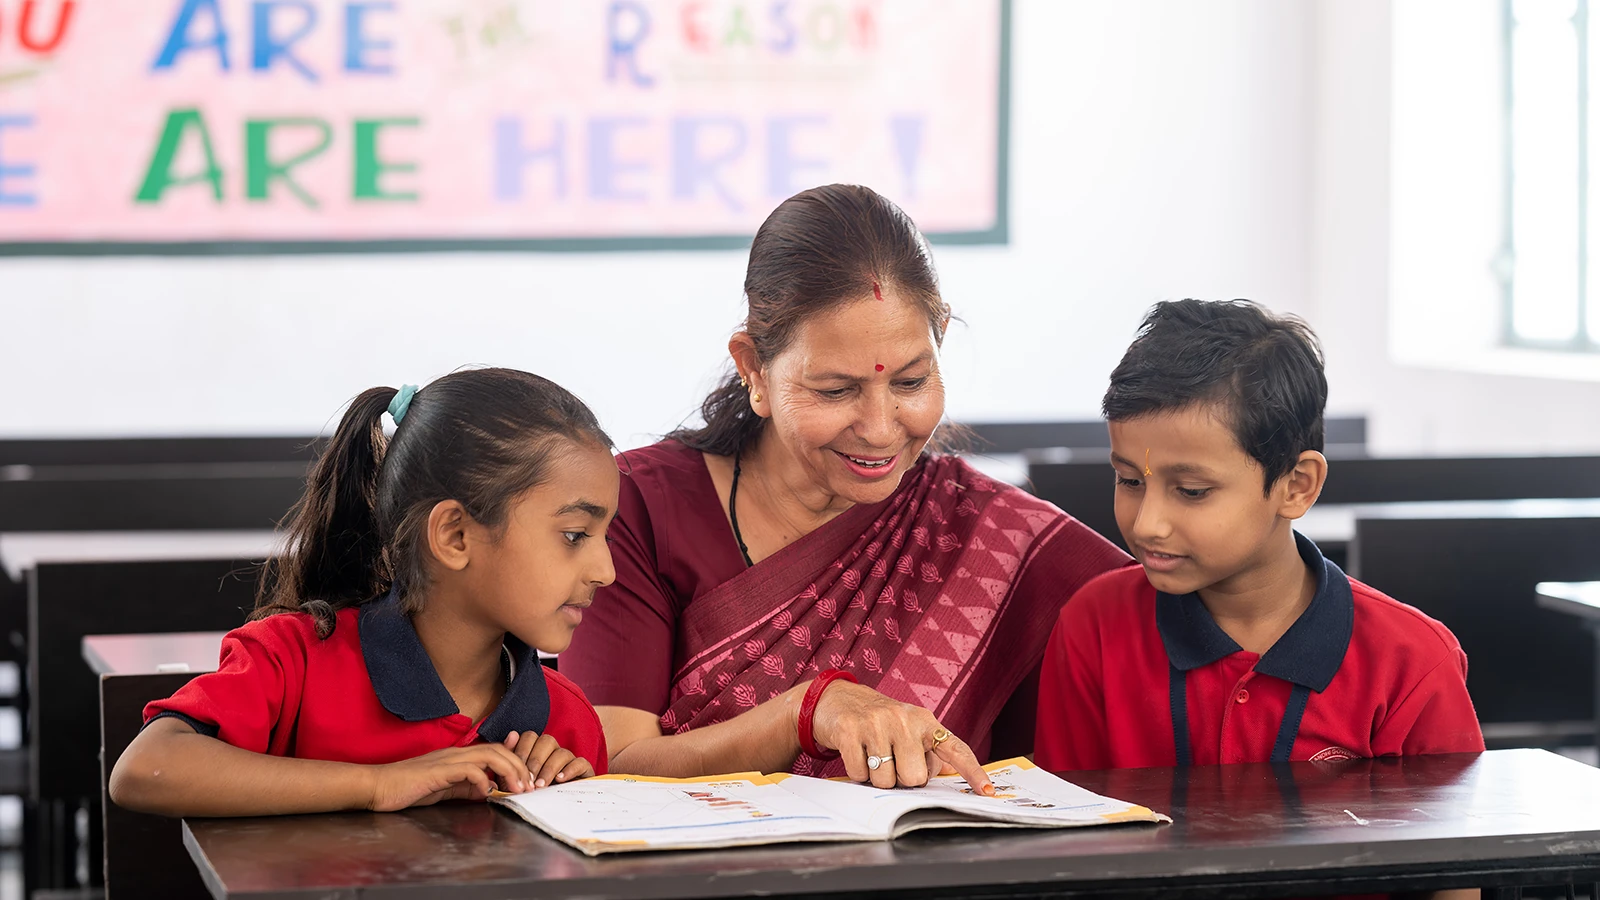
[660,454,1124,776]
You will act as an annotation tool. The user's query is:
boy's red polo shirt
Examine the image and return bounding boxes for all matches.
[1036,533,1484,771]
[143,591,608,774]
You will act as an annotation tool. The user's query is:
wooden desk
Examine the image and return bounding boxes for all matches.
[88,632,225,900]
[185,749,1600,899]
[1536,581,1600,752]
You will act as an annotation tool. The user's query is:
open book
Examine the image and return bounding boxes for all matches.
[491,757,1169,856]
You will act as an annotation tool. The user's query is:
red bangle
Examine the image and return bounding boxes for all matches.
[797,668,857,759]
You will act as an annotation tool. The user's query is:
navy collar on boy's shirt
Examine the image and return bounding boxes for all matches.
[1155,531,1354,692]
[358,589,551,741]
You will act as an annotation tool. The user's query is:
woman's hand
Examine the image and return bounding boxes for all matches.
[500,731,596,791]
[367,744,534,811]
[808,680,994,794]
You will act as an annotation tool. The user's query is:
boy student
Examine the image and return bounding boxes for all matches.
[1035,299,1485,772]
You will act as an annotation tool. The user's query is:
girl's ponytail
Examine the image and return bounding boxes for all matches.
[254,386,397,637]
[255,369,610,635]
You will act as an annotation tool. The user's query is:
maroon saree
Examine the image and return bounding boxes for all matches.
[659,454,1128,776]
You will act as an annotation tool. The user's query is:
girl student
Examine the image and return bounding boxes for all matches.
[110,368,618,817]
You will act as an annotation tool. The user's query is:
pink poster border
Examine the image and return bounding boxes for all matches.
[0,0,1012,257]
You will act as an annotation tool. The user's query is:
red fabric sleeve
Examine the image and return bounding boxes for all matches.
[560,466,680,714]
[1375,647,1486,756]
[1034,585,1113,772]
[142,617,308,753]
[542,670,611,775]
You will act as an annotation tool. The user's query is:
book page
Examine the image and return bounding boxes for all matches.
[493,759,1167,855]
[773,758,1169,836]
[493,772,877,855]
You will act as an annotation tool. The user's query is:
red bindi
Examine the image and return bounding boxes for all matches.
[875,363,885,372]
[872,281,883,301]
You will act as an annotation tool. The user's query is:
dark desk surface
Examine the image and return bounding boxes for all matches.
[82,632,225,676]
[184,749,1600,900]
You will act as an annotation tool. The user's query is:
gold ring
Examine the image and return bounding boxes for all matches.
[930,728,952,747]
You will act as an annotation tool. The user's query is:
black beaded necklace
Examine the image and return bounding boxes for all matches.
[729,452,755,568]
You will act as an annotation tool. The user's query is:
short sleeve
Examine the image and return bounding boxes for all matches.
[142,618,306,753]
[1035,584,1114,772]
[542,670,611,775]
[560,467,679,714]
[1375,647,1486,756]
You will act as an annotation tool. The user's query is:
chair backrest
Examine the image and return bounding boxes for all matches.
[30,558,263,803]
[1353,510,1600,728]
[1319,455,1600,505]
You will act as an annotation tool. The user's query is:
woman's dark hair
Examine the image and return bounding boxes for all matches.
[670,184,952,456]
[254,367,611,637]
[1102,299,1326,494]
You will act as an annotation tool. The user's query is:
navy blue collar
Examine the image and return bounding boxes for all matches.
[358,589,550,741]
[1155,532,1353,692]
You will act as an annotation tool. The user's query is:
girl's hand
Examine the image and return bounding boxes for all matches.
[808,680,994,794]
[368,744,533,811]
[501,731,596,791]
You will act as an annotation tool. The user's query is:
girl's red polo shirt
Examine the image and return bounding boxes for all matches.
[1036,533,1484,772]
[142,593,608,773]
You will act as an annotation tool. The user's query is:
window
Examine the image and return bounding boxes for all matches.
[1505,0,1600,349]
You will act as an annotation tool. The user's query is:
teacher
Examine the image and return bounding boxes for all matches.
[562,185,1128,790]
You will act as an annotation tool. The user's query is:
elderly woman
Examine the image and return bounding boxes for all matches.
[562,185,1128,790]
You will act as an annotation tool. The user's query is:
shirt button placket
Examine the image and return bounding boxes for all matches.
[1221,674,1255,763]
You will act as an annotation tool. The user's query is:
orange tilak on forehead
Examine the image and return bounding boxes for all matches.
[1144,448,1152,476]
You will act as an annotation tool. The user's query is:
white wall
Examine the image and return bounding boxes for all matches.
[0,0,1315,449]
[948,0,1313,424]
[26,0,1592,457]
[1310,0,1600,455]
[37,0,1600,451]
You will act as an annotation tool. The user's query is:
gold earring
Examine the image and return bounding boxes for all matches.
[739,376,748,388]
[753,392,763,403]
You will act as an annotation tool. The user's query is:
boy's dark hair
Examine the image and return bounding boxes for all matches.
[670,183,952,456]
[254,367,611,637]
[1103,299,1326,493]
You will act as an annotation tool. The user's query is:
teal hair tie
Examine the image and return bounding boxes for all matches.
[388,384,419,424]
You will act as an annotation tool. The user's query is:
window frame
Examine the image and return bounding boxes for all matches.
[1502,0,1600,352]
